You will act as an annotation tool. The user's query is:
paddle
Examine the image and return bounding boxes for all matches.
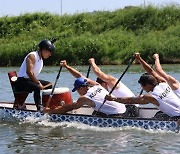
[86,50,96,78]
[44,37,60,108]
[86,65,91,78]
[139,88,144,96]
[95,57,135,114]
[46,66,63,107]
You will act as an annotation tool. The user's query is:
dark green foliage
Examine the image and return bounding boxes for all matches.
[0,5,179,66]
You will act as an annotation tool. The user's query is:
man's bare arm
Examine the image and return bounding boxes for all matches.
[88,58,117,85]
[60,60,98,86]
[153,53,179,89]
[43,96,95,114]
[105,94,159,106]
[26,54,44,90]
[134,53,166,83]
[60,60,83,78]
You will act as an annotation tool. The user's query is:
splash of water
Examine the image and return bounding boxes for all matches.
[17,115,174,134]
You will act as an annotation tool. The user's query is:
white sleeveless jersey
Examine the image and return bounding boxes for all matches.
[18,51,43,78]
[173,83,180,99]
[108,82,135,97]
[85,85,126,115]
[107,82,139,107]
[151,82,180,117]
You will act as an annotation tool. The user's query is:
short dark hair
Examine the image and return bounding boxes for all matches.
[138,73,158,86]
[96,77,106,84]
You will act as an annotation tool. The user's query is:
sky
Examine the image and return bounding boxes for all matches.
[0,0,179,17]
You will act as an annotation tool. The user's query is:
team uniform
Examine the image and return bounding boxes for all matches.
[108,82,135,98]
[85,85,126,116]
[16,51,51,110]
[173,83,180,99]
[151,82,180,117]
[107,82,139,117]
[18,51,43,78]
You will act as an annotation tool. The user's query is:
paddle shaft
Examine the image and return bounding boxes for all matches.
[46,66,62,107]
[86,51,97,78]
[96,57,135,113]
[86,65,91,78]
[139,89,144,95]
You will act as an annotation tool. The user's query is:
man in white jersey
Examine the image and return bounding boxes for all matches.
[153,53,180,98]
[43,77,126,116]
[88,58,139,117]
[59,60,138,117]
[106,63,180,119]
[15,40,54,110]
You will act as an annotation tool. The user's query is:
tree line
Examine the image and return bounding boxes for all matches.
[0,5,179,66]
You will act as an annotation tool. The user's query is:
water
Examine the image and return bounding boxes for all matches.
[1,64,180,153]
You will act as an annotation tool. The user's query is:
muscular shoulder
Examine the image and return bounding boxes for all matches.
[106,75,118,87]
[26,53,36,64]
[86,78,99,86]
[28,53,36,59]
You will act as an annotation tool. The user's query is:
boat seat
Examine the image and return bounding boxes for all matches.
[8,71,29,109]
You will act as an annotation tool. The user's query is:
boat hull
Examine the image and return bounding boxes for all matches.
[0,105,179,132]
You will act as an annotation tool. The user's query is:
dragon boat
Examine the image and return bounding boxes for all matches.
[0,71,179,132]
[0,102,179,132]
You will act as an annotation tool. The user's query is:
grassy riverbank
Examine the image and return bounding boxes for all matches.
[0,5,180,66]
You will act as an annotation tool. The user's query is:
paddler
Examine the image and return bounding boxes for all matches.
[153,53,180,98]
[105,53,180,120]
[58,60,138,117]
[15,39,55,110]
[88,58,139,117]
[43,77,126,117]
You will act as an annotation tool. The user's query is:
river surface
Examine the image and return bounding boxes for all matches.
[0,65,180,154]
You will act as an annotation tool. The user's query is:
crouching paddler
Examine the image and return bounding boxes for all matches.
[15,39,55,110]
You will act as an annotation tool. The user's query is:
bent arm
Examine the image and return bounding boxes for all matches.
[153,54,179,89]
[153,54,166,76]
[26,54,39,84]
[43,96,95,114]
[65,65,83,78]
[60,60,83,78]
[60,60,98,86]
[105,94,159,106]
[89,58,117,86]
[134,53,166,83]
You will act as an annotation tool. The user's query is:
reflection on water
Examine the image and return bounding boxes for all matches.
[1,64,180,153]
